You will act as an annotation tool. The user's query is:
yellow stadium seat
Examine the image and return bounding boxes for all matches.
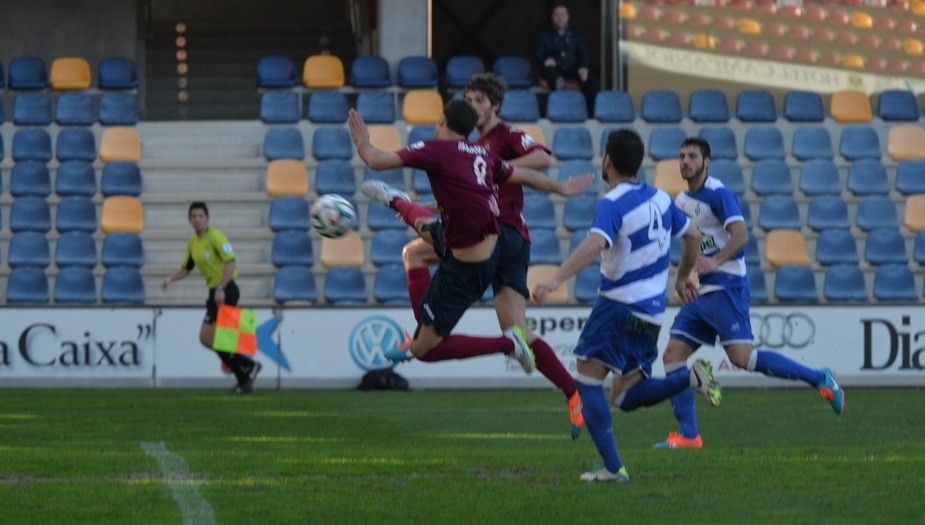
[303,54,345,89]
[99,127,142,162]
[527,265,570,303]
[402,90,444,125]
[842,54,866,69]
[737,18,762,35]
[320,230,364,268]
[369,125,401,151]
[850,11,873,29]
[914,0,925,16]
[620,2,637,21]
[830,90,872,123]
[905,195,925,232]
[518,125,546,146]
[654,160,686,197]
[765,230,811,268]
[50,57,92,90]
[888,125,925,161]
[904,38,924,56]
[266,159,308,197]
[692,33,718,50]
[100,196,144,234]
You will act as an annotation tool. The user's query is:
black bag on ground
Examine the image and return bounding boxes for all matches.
[357,367,409,391]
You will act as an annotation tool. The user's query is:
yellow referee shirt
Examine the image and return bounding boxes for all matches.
[183,227,238,288]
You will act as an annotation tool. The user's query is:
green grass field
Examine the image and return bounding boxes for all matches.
[0,388,922,524]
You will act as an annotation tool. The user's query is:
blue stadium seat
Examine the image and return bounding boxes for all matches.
[569,229,588,253]
[101,233,144,268]
[791,127,833,161]
[7,267,49,304]
[594,91,634,122]
[783,90,824,122]
[8,232,50,268]
[412,169,431,195]
[492,56,533,88]
[12,129,51,162]
[371,229,410,267]
[698,127,737,160]
[408,126,435,144]
[311,128,351,161]
[737,195,752,228]
[876,90,919,121]
[600,127,618,155]
[873,264,917,301]
[367,202,405,230]
[744,235,760,265]
[12,92,52,125]
[896,160,925,195]
[824,265,868,302]
[374,265,410,304]
[55,93,95,126]
[10,197,51,233]
[260,91,300,124]
[56,128,96,162]
[547,89,588,122]
[523,195,557,230]
[313,160,356,195]
[101,162,142,196]
[8,57,48,90]
[857,196,898,231]
[815,229,858,266]
[54,266,97,304]
[710,160,744,195]
[445,55,485,88]
[55,231,97,268]
[915,232,925,265]
[751,159,793,196]
[839,125,881,160]
[56,197,97,233]
[97,57,139,90]
[269,197,310,232]
[256,56,298,88]
[799,160,841,196]
[324,267,367,304]
[271,231,314,267]
[101,266,144,305]
[758,196,800,230]
[98,93,139,125]
[263,127,305,160]
[648,126,686,161]
[306,91,348,123]
[528,229,561,264]
[55,161,96,197]
[552,127,593,160]
[669,236,681,267]
[747,265,768,303]
[563,195,597,231]
[865,228,908,266]
[736,90,777,122]
[500,90,540,122]
[273,265,316,303]
[398,56,439,88]
[350,56,391,88]
[559,160,600,195]
[356,91,395,123]
[847,159,889,196]
[774,266,817,302]
[0,98,4,123]
[689,89,729,122]
[808,196,849,231]
[364,167,404,189]
[641,90,682,123]
[574,264,601,304]
[744,127,785,160]
[10,161,51,197]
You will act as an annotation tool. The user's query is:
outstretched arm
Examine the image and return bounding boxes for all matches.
[507,166,594,197]
[508,149,552,171]
[533,233,605,304]
[347,109,404,170]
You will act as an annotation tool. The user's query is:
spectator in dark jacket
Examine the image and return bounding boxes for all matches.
[535,4,597,110]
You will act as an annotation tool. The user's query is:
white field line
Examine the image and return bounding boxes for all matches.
[141,441,217,525]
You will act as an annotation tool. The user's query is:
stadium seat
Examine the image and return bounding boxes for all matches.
[273,265,316,303]
[374,265,410,304]
[260,91,300,124]
[744,235,760,265]
[520,125,546,146]
[774,266,818,302]
[99,127,141,162]
[547,89,588,122]
[492,56,533,88]
[873,264,917,301]
[271,231,314,267]
[568,229,588,254]
[887,125,925,161]
[7,267,49,304]
[269,197,310,232]
[574,264,600,304]
[865,228,908,265]
[9,232,51,268]
[594,91,634,122]
[896,160,925,195]
[783,90,825,122]
[100,162,142,196]
[10,197,51,233]
[313,160,356,195]
[350,55,391,88]
[55,93,95,126]
[264,159,307,198]
[905,194,925,231]
[877,90,919,121]
[857,196,898,231]
[751,160,793,196]
[302,55,345,89]
[357,91,396,123]
[445,55,485,88]
[528,229,562,264]
[55,231,97,268]
[324,267,367,304]
[765,229,810,267]
[830,90,872,123]
[815,229,859,266]
[263,127,305,160]
[367,202,405,230]
[369,125,401,151]
[839,125,881,160]
[98,93,139,125]
[522,195,557,230]
[641,90,682,123]
[792,127,833,161]
[563,195,597,231]
[709,160,744,195]
[100,196,143,234]
[408,126,435,145]
[759,196,801,231]
[799,160,841,196]
[397,56,439,88]
[320,230,364,268]
[49,57,91,90]
[8,56,48,90]
[97,57,139,90]
[689,89,729,122]
[256,56,298,88]
[101,266,144,305]
[736,90,777,122]
[915,232,925,265]
[698,127,737,160]
[364,167,404,189]
[747,265,768,303]
[847,159,889,195]
[744,127,785,160]
[668,236,682,267]
[654,160,686,196]
[55,161,96,197]
[412,169,430,195]
[0,100,4,125]
[648,127,686,161]
[371,229,410,267]
[824,265,868,302]
[12,92,52,125]
[559,161,600,195]
[402,90,443,125]
[54,266,96,304]
[500,90,539,122]
[808,196,850,231]
[552,127,593,160]
[10,161,51,197]
[56,128,96,162]
[100,233,143,268]
[56,197,97,233]
[306,91,348,123]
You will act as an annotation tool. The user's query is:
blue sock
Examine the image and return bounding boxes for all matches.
[575,378,622,474]
[752,350,825,388]
[619,368,691,411]
[666,365,699,438]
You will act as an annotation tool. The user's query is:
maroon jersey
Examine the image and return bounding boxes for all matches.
[397,139,513,249]
[476,123,548,242]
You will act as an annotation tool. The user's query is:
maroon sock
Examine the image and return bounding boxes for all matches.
[532,338,577,398]
[391,198,434,229]
[418,334,513,362]
[406,268,431,322]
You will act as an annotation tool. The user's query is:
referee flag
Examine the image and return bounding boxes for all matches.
[213,304,257,356]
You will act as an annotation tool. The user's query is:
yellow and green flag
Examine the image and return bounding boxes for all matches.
[213,305,257,356]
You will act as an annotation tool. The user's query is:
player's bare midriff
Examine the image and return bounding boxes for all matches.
[450,234,498,263]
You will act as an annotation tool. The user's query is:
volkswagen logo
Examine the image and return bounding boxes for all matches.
[348,316,404,370]
[749,312,815,349]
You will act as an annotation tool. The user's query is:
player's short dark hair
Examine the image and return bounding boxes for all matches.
[189,201,209,217]
[604,129,644,177]
[443,99,478,137]
[465,73,507,110]
[681,137,711,159]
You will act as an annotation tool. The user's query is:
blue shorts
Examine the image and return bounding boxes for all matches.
[669,286,754,349]
[573,298,659,376]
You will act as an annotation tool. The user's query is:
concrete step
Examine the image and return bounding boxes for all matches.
[142,167,265,193]
[145,202,270,230]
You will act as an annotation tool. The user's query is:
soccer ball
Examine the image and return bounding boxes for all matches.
[310,194,357,238]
